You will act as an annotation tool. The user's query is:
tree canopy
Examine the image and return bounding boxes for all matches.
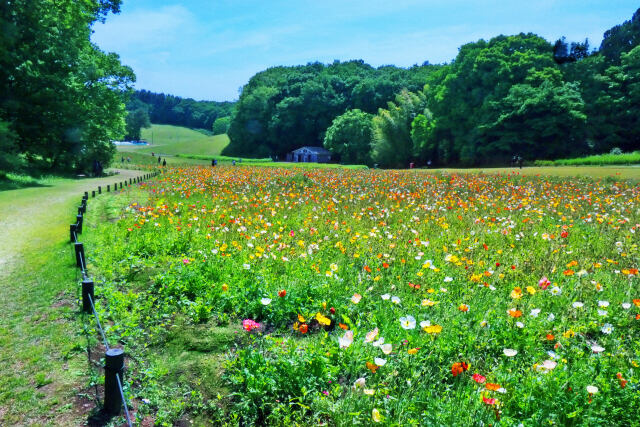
[223,60,438,158]
[129,90,235,131]
[0,0,134,173]
[224,8,640,167]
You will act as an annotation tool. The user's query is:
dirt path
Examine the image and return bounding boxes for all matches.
[0,169,145,279]
[0,169,147,425]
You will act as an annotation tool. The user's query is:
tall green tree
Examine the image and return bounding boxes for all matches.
[481,80,587,161]
[323,109,373,165]
[0,0,134,172]
[125,108,151,141]
[599,8,640,63]
[371,90,427,168]
[212,116,231,135]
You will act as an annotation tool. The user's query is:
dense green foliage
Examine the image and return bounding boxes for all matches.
[323,109,374,166]
[125,108,151,141]
[224,60,437,159]
[212,116,231,135]
[0,0,134,173]
[599,8,640,62]
[226,9,640,167]
[372,90,428,168]
[130,90,235,131]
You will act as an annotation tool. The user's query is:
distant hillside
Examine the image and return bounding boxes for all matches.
[117,124,229,157]
[127,90,235,130]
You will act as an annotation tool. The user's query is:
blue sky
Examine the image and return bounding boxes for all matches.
[91,1,639,102]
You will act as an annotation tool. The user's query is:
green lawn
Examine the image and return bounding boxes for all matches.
[426,165,640,180]
[117,124,229,157]
[0,169,146,425]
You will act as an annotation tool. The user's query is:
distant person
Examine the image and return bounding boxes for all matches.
[518,156,523,169]
[427,160,432,168]
[211,159,215,167]
[158,156,161,164]
[232,160,236,166]
[151,152,155,157]
[121,156,124,163]
[127,156,131,163]
[162,159,167,167]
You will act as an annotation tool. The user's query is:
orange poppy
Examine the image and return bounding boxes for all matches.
[366,362,379,373]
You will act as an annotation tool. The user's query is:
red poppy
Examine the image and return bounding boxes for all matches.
[299,324,308,334]
[451,362,469,377]
[278,289,286,297]
[482,396,496,405]
[472,373,486,384]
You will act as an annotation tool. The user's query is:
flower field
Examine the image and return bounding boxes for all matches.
[86,166,640,425]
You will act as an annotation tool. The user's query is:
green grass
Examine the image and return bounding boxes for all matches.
[117,124,230,157]
[0,168,146,425]
[533,151,640,166]
[248,161,368,169]
[0,173,58,191]
[115,151,211,167]
[176,154,273,163]
[427,165,640,180]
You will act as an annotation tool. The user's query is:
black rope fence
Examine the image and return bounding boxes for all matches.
[70,170,161,426]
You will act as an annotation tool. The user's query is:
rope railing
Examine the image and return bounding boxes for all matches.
[69,170,161,425]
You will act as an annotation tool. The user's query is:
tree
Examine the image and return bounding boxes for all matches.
[224,60,438,158]
[426,33,556,164]
[599,8,640,63]
[323,109,374,165]
[589,45,640,152]
[212,116,231,135]
[410,112,437,164]
[0,0,134,172]
[481,80,587,161]
[371,90,427,168]
[125,108,151,141]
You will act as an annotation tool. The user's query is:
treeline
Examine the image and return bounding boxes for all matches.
[223,60,437,158]
[126,90,235,133]
[0,0,133,173]
[224,8,640,167]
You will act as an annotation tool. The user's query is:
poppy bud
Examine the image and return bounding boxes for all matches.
[330,307,335,314]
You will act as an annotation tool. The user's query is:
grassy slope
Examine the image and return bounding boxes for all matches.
[117,124,229,157]
[0,169,146,425]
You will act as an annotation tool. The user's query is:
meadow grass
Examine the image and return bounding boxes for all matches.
[117,124,229,157]
[248,161,369,169]
[175,154,273,163]
[533,151,640,166]
[427,165,640,180]
[82,165,640,425]
[0,169,146,425]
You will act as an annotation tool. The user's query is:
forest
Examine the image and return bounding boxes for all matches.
[224,8,640,167]
[0,0,133,173]
[125,90,235,139]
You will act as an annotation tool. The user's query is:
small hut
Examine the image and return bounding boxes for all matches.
[286,146,332,163]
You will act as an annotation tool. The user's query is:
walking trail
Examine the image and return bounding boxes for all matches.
[0,169,146,425]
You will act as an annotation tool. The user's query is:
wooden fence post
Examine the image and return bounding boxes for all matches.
[104,348,125,415]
